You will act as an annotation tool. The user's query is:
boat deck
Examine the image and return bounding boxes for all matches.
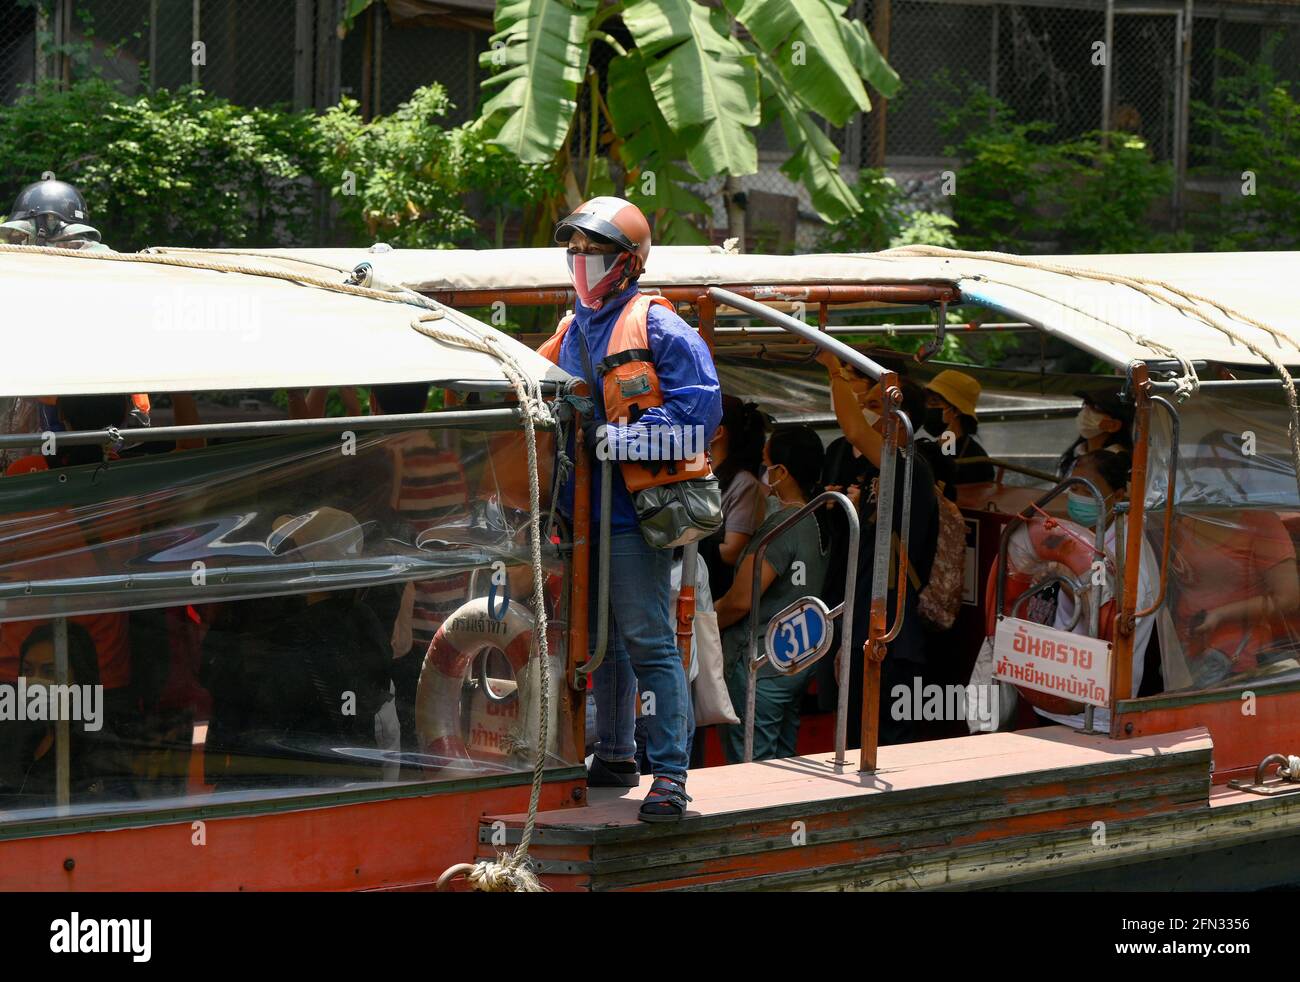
[477,725,1213,891]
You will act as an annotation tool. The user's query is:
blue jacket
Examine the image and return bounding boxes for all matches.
[556,281,722,534]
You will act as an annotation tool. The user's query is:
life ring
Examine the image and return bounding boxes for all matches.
[415,595,563,768]
[985,515,1115,715]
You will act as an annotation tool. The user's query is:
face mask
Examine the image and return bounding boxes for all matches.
[1076,405,1108,441]
[922,407,947,438]
[1066,492,1101,527]
[566,250,629,309]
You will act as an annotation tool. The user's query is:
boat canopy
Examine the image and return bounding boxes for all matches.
[0,247,572,398]
[154,245,1300,373]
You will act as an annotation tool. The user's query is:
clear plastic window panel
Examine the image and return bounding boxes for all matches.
[1144,387,1300,693]
[0,425,575,821]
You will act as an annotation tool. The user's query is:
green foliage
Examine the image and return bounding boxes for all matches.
[1191,37,1300,250]
[939,84,1182,254]
[1054,132,1187,254]
[938,86,1060,253]
[0,78,555,252]
[475,0,899,241]
[316,85,476,248]
[892,210,958,248]
[316,82,560,248]
[814,168,956,252]
[0,79,320,251]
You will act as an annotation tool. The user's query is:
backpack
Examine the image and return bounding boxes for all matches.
[910,494,966,632]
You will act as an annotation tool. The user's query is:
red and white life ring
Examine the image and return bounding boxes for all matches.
[415,595,562,768]
[985,515,1116,715]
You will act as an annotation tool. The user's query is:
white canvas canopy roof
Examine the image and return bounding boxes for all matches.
[0,247,572,397]
[155,245,1300,372]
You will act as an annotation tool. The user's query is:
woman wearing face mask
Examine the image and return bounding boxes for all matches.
[1036,449,1160,730]
[0,623,121,807]
[699,396,769,600]
[1058,386,1133,477]
[921,370,995,492]
[714,426,827,762]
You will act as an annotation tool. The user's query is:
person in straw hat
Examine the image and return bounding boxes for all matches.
[922,369,995,488]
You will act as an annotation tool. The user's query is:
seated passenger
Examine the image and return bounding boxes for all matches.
[1034,450,1159,730]
[715,426,827,762]
[0,623,131,807]
[922,369,995,491]
[200,508,394,789]
[1164,442,1300,688]
[699,395,768,599]
[1058,385,1133,477]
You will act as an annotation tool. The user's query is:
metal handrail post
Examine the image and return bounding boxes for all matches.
[572,456,612,680]
[861,376,905,772]
[743,490,859,765]
[880,407,916,644]
[1134,394,1180,618]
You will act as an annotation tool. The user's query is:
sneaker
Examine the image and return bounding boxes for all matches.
[638,776,691,823]
[587,755,640,788]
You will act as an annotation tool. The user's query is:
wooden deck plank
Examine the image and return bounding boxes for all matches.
[486,727,1212,829]
[475,726,1215,890]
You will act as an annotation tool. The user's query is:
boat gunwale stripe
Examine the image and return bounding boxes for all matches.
[0,765,587,842]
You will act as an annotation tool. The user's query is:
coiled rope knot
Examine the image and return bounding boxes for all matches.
[1281,755,1300,782]
[435,857,545,893]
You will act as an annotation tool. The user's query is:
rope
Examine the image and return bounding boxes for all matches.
[407,295,556,894]
[1282,755,1300,781]
[884,245,1300,495]
[0,241,422,308]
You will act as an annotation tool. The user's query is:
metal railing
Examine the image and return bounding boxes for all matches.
[708,286,916,771]
[743,490,860,767]
[1135,395,1179,619]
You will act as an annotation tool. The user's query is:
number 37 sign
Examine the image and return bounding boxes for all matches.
[764,597,833,675]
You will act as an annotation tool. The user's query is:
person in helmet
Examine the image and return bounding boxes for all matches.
[541,196,722,821]
[0,180,177,443]
[0,179,109,251]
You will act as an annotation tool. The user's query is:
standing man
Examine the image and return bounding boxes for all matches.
[540,197,721,822]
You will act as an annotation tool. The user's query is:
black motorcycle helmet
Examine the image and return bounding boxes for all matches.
[1,179,100,245]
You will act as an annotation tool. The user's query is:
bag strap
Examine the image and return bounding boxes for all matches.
[575,326,604,422]
[892,531,924,592]
[599,348,655,372]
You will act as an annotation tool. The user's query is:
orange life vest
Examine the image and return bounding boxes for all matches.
[538,293,712,493]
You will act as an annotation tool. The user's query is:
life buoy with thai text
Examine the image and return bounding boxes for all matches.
[984,516,1116,715]
[414,596,562,768]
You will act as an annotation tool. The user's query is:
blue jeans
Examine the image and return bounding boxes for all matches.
[590,531,692,781]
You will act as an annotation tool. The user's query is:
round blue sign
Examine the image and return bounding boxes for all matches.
[764,597,833,674]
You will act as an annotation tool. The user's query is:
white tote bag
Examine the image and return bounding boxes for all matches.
[966,636,1019,733]
[671,556,739,726]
